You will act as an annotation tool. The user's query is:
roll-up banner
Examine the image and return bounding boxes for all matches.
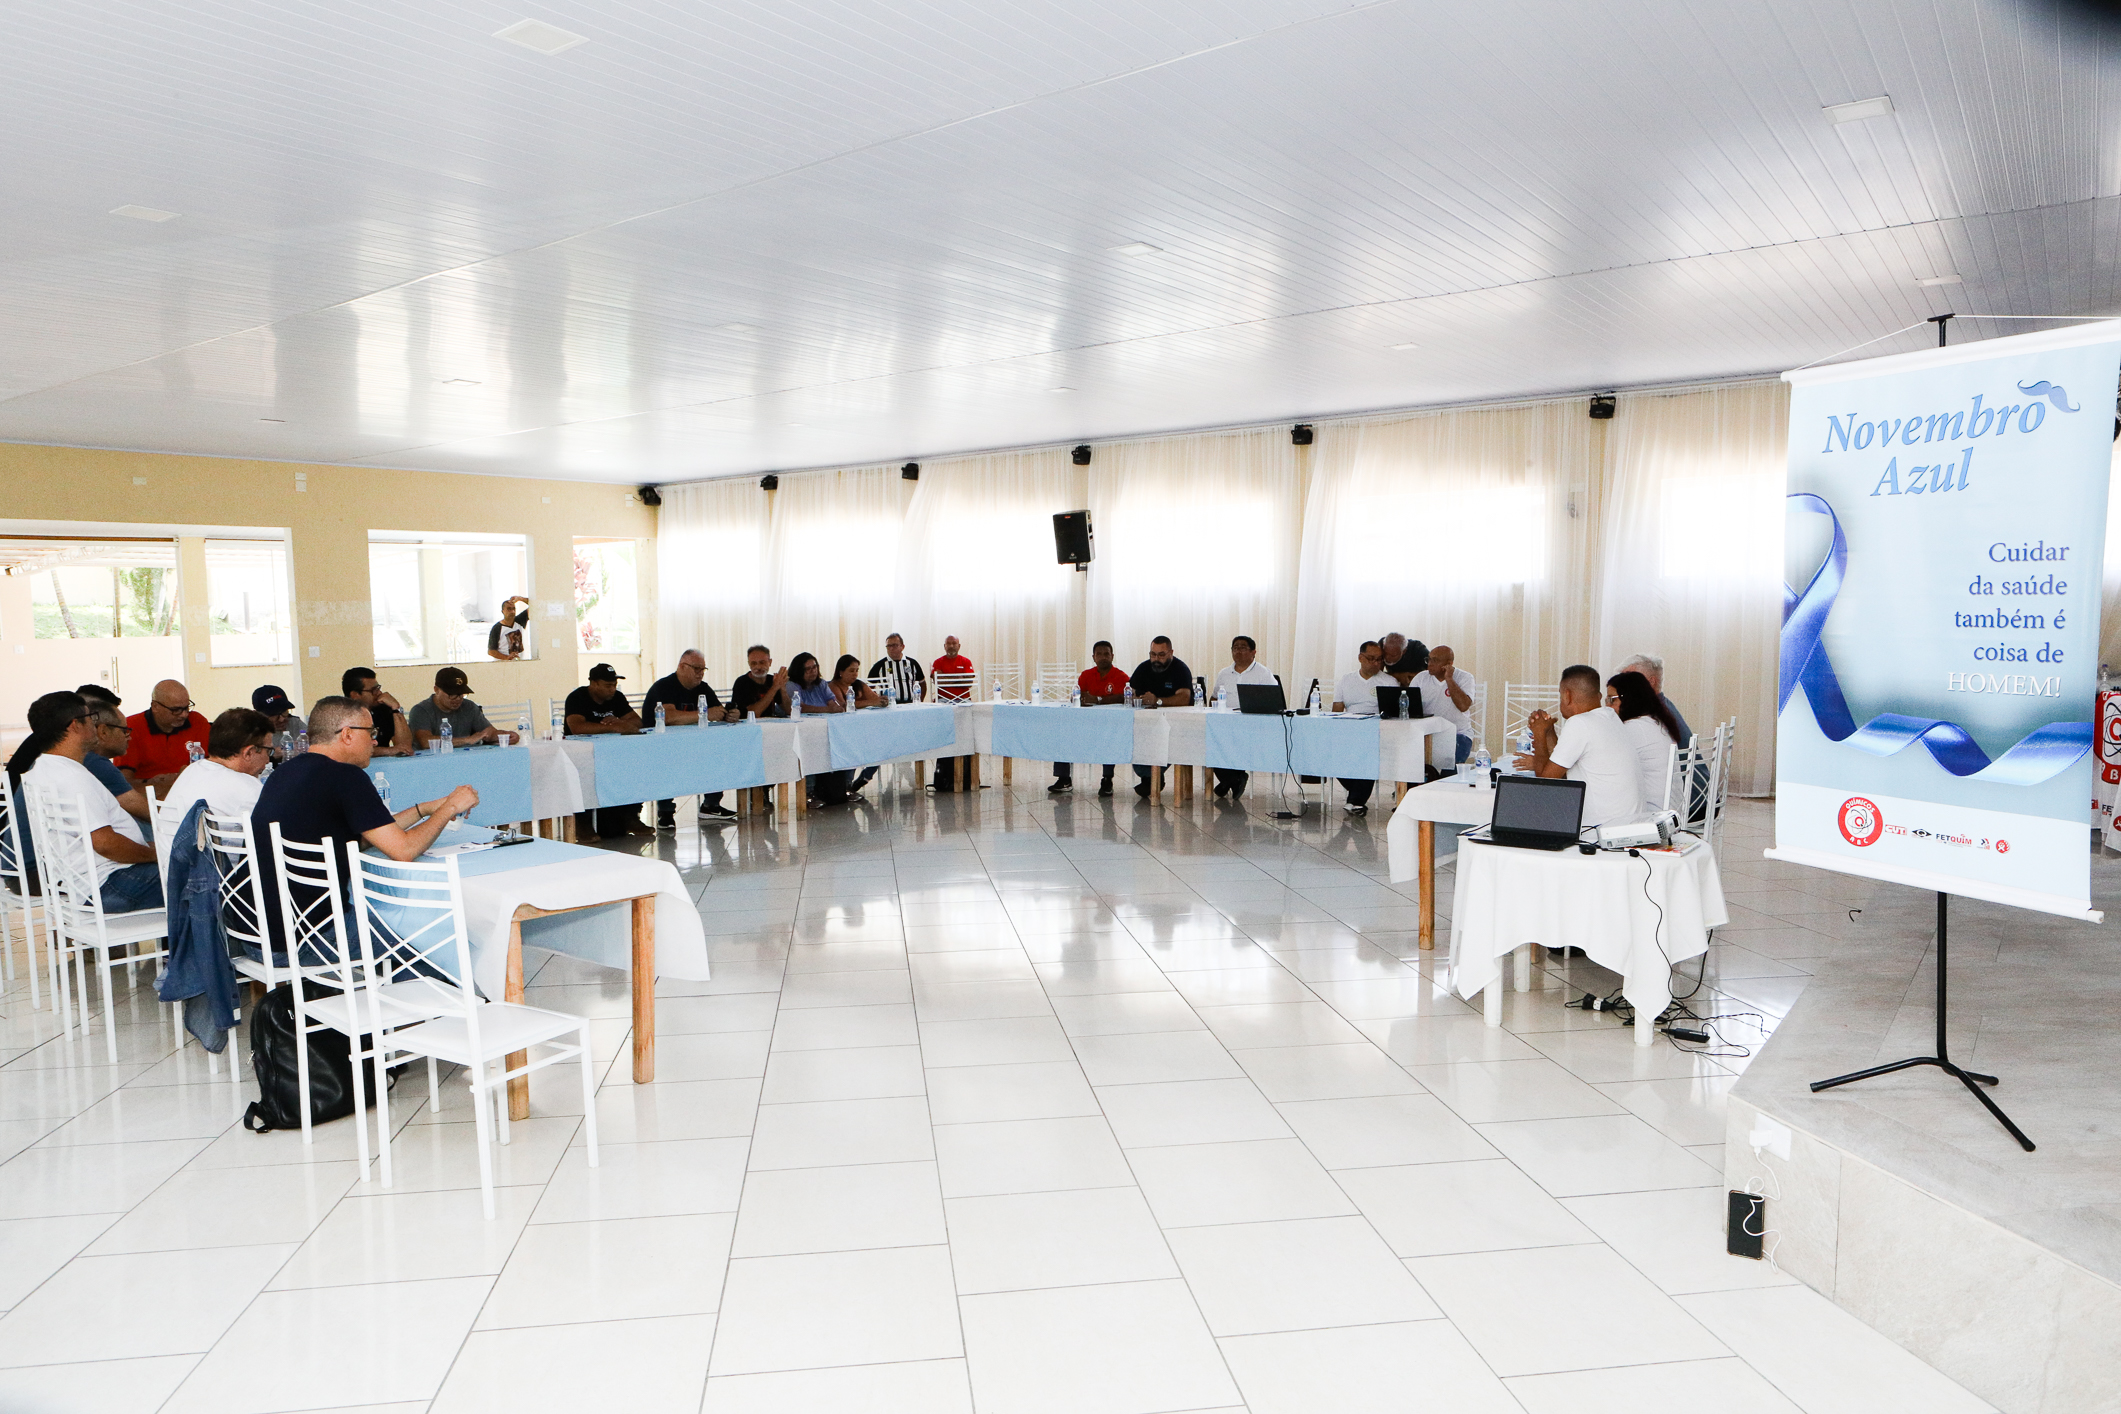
[1770,322,2121,921]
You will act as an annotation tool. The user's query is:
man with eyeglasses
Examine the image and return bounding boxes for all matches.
[84,700,151,821]
[114,679,209,799]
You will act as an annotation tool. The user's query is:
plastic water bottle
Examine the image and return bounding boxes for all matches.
[696,693,709,724]
[791,694,802,718]
[295,730,307,753]
[1216,684,1228,712]
[551,704,564,739]
[1473,745,1492,771]
[655,702,667,733]
[1124,682,1135,708]
[1070,685,1081,707]
[883,681,896,706]
[1031,681,1043,705]
[993,682,1004,702]
[517,713,530,746]
[186,740,204,764]
[1308,684,1322,715]
[374,772,391,810]
[439,720,453,754]
[1518,725,1534,756]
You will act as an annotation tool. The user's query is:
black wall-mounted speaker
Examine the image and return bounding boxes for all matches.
[759,474,780,491]
[1053,510,1093,566]
[902,462,920,480]
[1291,424,1314,445]
[638,485,663,506]
[1588,393,1617,420]
[1071,445,1092,466]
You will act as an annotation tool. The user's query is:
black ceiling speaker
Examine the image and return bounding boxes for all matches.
[1291,424,1314,445]
[1588,393,1617,420]
[759,474,780,491]
[902,462,920,480]
[637,485,662,507]
[1053,510,1093,568]
[1071,444,1092,466]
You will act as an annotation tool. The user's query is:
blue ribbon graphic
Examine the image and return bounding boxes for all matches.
[1781,492,2090,785]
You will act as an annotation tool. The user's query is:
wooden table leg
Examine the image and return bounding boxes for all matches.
[1152,766,1164,798]
[631,895,656,1083]
[506,915,530,1120]
[1003,756,1013,784]
[1417,820,1435,951]
[916,760,926,789]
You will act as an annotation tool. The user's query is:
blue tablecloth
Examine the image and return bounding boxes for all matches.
[590,724,767,807]
[992,703,1136,764]
[826,704,957,770]
[366,747,534,827]
[1203,713,1383,779]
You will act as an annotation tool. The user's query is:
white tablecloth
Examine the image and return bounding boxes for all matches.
[527,740,585,817]
[1448,838,1726,1027]
[453,842,710,1002]
[1387,773,1501,881]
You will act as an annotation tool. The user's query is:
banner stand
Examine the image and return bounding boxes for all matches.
[1807,890,2035,1151]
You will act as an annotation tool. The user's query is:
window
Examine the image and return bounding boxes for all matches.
[204,539,293,666]
[24,543,179,640]
[573,538,640,653]
[1658,474,1780,581]
[367,532,532,665]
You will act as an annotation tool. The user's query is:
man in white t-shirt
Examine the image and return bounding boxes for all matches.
[1516,663,1643,829]
[1211,634,1279,800]
[163,708,275,825]
[1417,644,1478,765]
[1331,641,1394,813]
[22,691,161,912]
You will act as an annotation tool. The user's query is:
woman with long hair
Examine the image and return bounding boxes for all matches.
[1605,669,1683,814]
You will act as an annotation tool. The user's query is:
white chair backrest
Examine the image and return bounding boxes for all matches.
[482,700,532,731]
[146,786,187,904]
[24,784,108,937]
[1502,683,1559,748]
[0,773,34,901]
[343,847,479,1037]
[266,821,352,984]
[985,663,1022,701]
[1037,663,1078,697]
[1704,719,1737,851]
[206,810,277,983]
[1468,682,1490,753]
[932,671,976,703]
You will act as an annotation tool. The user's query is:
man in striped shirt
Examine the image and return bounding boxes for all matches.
[868,633,926,703]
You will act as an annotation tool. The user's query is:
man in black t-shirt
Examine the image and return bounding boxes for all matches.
[729,644,790,720]
[342,666,413,756]
[641,649,737,828]
[565,664,650,840]
[251,696,479,959]
[1128,636,1194,798]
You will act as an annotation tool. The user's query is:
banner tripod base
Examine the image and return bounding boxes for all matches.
[1809,890,2035,1152]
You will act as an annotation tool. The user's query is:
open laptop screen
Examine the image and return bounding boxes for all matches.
[1491,776,1585,838]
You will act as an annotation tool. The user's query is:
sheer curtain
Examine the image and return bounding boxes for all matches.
[1087,428,1304,689]
[893,449,1087,683]
[1593,380,1787,794]
[655,476,770,688]
[762,466,906,675]
[1291,403,1594,724]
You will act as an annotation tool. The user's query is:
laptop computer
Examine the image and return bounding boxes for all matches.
[1468,775,1586,851]
[1236,683,1287,715]
[1373,684,1426,719]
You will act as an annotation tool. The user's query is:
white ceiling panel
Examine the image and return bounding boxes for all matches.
[0,0,2115,482]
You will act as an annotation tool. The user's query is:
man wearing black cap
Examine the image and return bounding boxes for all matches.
[252,685,306,745]
[567,663,651,839]
[408,667,505,749]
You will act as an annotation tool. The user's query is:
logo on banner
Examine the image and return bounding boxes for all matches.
[1838,796,1884,846]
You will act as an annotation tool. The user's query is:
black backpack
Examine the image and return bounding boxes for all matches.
[242,980,388,1133]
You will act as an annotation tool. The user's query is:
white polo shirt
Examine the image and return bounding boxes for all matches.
[1416,667,1477,737]
[1335,670,1393,716]
[1548,705,1644,828]
[163,758,264,826]
[1213,660,1279,703]
[28,752,147,886]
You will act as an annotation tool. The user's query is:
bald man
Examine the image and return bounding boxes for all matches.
[113,679,210,798]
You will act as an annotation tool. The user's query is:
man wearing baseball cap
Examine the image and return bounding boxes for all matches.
[251,684,306,740]
[408,666,507,750]
[565,663,650,839]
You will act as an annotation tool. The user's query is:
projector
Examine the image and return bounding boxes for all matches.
[1597,811,1680,849]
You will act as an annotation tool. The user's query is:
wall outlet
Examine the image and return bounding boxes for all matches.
[308,645,321,657]
[1748,1116,1792,1161]
[132,476,147,485]
[1727,1191,1766,1259]
[194,651,205,663]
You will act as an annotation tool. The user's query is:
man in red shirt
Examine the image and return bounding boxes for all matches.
[115,679,211,798]
[1051,640,1130,797]
[930,636,975,791]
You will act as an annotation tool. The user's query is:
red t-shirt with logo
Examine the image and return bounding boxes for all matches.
[932,654,974,700]
[1077,666,1130,700]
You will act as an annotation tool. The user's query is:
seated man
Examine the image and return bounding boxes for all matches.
[253,685,306,749]
[1380,632,1428,686]
[1332,641,1394,814]
[83,699,151,821]
[870,632,926,703]
[1516,663,1644,830]
[343,667,413,757]
[566,663,651,839]
[1417,644,1479,766]
[1210,635,1278,799]
[643,648,737,828]
[164,708,274,822]
[408,668,507,749]
[488,595,531,661]
[1128,636,1193,799]
[24,691,160,912]
[930,635,975,792]
[727,645,790,811]
[114,679,210,798]
[252,696,480,961]
[1052,640,1129,797]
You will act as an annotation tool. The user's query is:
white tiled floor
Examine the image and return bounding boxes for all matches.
[0,788,1998,1413]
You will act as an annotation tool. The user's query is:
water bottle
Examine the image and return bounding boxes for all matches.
[1124,682,1135,708]
[1473,745,1492,771]
[374,772,392,811]
[993,682,1004,702]
[791,694,802,718]
[1216,684,1228,712]
[696,693,709,724]
[274,729,290,760]
[1070,685,1081,707]
[1308,683,1322,715]
[517,713,530,746]
[1518,725,1534,756]
[883,681,896,706]
[295,730,308,753]
[1031,681,1043,705]
[655,702,667,733]
[186,740,205,764]
[439,719,453,754]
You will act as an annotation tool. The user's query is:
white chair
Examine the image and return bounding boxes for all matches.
[1702,719,1737,854]
[345,846,599,1218]
[23,783,177,1062]
[0,780,46,1009]
[1501,683,1559,751]
[1467,682,1489,755]
[1037,663,1078,700]
[204,809,294,1108]
[984,663,1022,701]
[931,671,976,704]
[480,700,532,741]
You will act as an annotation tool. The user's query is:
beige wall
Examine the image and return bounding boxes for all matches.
[0,443,659,727]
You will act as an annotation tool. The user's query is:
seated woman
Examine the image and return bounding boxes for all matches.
[1605,669,1685,817]
[787,654,865,806]
[827,654,887,795]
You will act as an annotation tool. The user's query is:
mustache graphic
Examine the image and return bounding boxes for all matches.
[2015,380,2080,413]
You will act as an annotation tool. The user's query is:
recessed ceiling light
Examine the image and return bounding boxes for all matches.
[1824,95,1894,124]
[258,417,286,423]
[716,322,759,333]
[1049,386,1076,393]
[439,377,482,385]
[1918,274,1963,287]
[110,205,178,222]
[1388,342,1420,351]
[492,18,588,55]
[1111,242,1163,256]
